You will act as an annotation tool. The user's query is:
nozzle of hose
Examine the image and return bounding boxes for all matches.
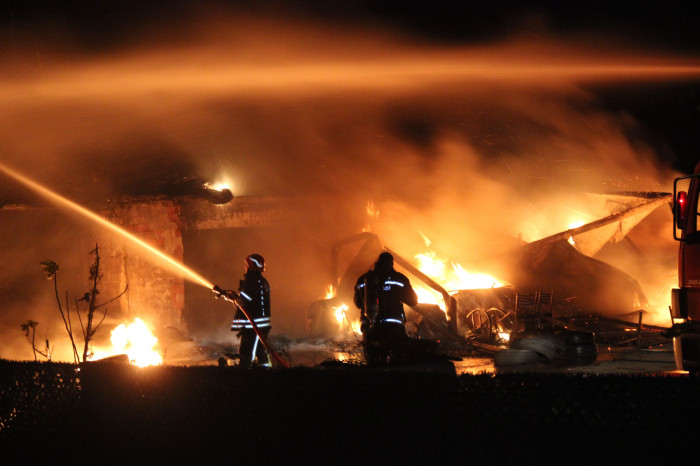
[212,285,238,302]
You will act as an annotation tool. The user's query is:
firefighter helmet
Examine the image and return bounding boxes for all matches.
[375,251,394,270]
[245,254,265,271]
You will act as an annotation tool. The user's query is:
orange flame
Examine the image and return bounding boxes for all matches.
[323,284,361,336]
[109,318,163,367]
[366,200,379,218]
[567,220,585,246]
[334,303,350,323]
[412,239,505,310]
[205,181,232,192]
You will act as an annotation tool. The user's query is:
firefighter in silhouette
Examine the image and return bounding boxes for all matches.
[230,254,272,367]
[354,252,419,364]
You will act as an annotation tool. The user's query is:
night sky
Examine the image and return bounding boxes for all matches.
[3,1,700,51]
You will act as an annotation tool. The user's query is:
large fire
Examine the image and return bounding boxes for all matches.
[324,236,507,335]
[413,238,505,311]
[94,318,163,367]
[415,252,504,291]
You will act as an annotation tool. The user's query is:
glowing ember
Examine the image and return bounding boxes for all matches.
[110,318,163,367]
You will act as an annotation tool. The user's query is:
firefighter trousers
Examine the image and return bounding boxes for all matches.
[238,327,272,367]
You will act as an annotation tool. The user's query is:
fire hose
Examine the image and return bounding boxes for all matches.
[212,285,290,369]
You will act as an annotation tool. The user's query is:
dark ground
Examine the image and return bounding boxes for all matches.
[1,359,699,465]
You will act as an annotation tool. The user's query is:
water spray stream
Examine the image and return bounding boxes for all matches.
[0,161,214,290]
[0,161,294,367]
[4,45,700,105]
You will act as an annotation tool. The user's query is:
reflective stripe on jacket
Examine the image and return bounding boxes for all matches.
[231,270,271,331]
[353,268,417,324]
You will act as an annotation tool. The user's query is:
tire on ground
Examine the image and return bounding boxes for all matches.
[493,349,541,366]
[511,334,566,360]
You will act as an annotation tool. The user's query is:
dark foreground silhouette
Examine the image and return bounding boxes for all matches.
[1,359,698,464]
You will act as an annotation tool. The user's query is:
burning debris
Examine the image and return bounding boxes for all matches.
[105,318,162,367]
[308,191,674,369]
[202,182,234,205]
[0,149,677,372]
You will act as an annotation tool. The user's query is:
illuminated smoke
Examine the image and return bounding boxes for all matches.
[0,12,696,358]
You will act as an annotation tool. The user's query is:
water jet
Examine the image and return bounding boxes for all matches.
[0,161,213,290]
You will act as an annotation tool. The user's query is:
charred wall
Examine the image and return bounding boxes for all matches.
[99,199,187,334]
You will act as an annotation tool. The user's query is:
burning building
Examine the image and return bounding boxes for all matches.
[0,3,698,364]
[307,190,674,342]
[0,161,678,365]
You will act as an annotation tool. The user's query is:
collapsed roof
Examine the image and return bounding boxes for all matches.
[330,192,672,320]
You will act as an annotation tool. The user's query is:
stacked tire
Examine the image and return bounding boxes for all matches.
[510,333,566,361]
[494,332,565,367]
[562,331,597,365]
[494,331,597,368]
[493,348,542,366]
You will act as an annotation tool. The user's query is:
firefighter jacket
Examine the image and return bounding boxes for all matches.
[231,270,271,332]
[353,266,418,325]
